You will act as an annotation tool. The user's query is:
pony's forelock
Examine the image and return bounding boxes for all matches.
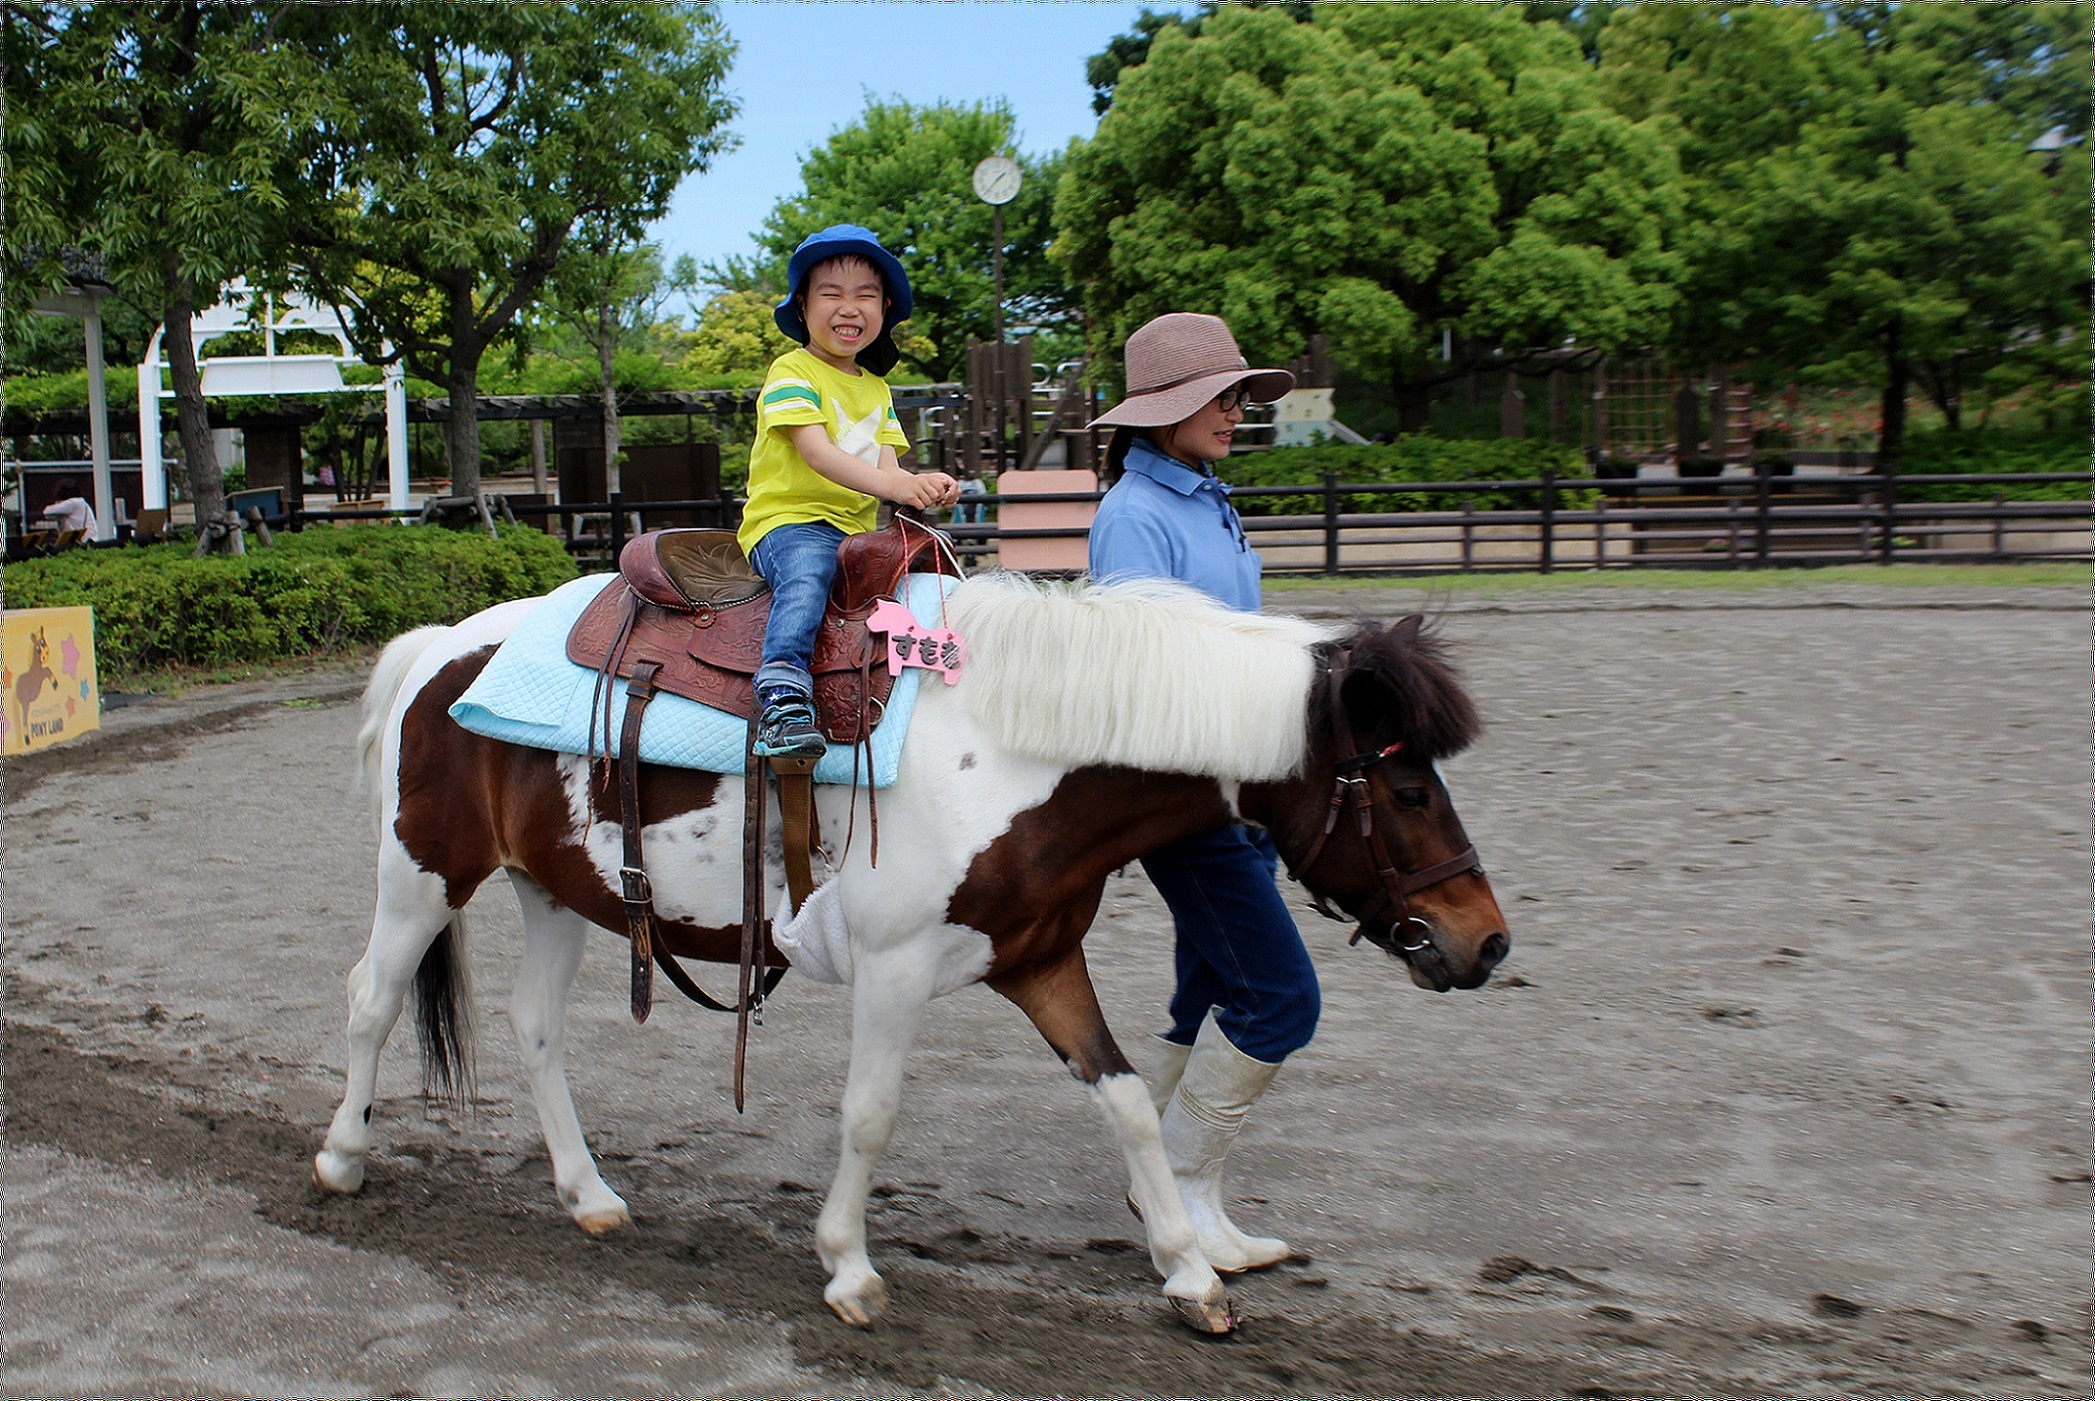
[944,573,1339,782]
[1321,617,1481,762]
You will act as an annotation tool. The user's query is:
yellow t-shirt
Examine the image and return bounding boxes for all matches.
[737,348,911,555]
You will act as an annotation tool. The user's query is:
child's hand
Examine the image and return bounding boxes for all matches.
[892,470,959,512]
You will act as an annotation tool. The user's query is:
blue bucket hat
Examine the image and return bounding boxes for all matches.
[774,224,913,376]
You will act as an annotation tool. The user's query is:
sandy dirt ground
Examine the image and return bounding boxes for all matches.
[4,578,2089,1399]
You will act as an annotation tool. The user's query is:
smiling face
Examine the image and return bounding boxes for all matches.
[798,254,889,372]
[1156,387,1246,466]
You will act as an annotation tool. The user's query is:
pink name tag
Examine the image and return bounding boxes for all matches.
[867,597,965,684]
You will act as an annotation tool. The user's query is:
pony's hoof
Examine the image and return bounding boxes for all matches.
[1170,1291,1240,1335]
[824,1273,889,1327]
[576,1205,631,1236]
[311,1151,364,1194]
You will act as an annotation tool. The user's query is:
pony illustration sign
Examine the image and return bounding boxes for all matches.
[3,607,99,755]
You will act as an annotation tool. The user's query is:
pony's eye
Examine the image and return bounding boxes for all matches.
[1394,788,1432,810]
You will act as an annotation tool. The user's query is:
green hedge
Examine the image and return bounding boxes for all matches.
[1891,428,2091,503]
[2,524,577,681]
[1221,437,1593,515]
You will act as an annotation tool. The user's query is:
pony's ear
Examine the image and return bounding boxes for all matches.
[1391,614,1423,646]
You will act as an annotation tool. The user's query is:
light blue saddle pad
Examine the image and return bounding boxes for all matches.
[448,571,957,787]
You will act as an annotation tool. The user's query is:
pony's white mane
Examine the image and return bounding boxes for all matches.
[943,572,1338,782]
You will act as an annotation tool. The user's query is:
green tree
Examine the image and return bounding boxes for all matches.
[1519,2,1608,63]
[538,236,693,491]
[680,288,792,384]
[1085,7,1197,115]
[1597,2,2090,461]
[729,96,1072,383]
[1056,4,1683,430]
[6,3,316,538]
[277,2,736,499]
[1084,3,1313,114]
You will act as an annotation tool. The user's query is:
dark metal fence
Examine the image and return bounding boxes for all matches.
[245,468,2094,577]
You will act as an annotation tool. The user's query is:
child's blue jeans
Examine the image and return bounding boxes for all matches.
[1141,822,1320,1064]
[748,520,847,698]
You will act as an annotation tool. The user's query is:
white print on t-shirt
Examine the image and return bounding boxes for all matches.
[833,404,885,466]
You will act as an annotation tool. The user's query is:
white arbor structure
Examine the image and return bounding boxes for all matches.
[30,273,119,541]
[138,282,410,516]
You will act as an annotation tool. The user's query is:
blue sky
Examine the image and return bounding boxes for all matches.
[647,1,1182,279]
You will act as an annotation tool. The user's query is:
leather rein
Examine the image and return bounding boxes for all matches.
[1285,648,1484,972]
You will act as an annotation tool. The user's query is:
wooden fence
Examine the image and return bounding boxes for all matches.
[256,467,2089,577]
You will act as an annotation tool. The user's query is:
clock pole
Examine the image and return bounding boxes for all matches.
[995,202,1007,471]
[972,155,1023,475]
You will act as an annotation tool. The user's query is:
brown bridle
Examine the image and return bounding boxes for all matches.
[1285,650,1484,974]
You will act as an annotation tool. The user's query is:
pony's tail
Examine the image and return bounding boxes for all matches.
[356,625,451,834]
[412,911,476,1106]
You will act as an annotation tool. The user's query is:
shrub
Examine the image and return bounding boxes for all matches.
[2,523,576,682]
[1222,437,1594,515]
[1892,428,2091,503]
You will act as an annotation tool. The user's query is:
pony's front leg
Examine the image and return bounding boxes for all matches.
[507,873,629,1234]
[815,948,939,1326]
[991,954,1236,1334]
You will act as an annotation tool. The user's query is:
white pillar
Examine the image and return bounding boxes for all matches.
[82,302,115,539]
[138,335,167,510]
[384,360,409,514]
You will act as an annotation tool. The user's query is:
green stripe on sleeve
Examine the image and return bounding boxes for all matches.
[762,384,823,411]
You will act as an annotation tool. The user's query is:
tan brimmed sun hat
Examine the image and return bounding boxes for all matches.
[1088,312,1295,429]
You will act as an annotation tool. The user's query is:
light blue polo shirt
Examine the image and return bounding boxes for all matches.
[1087,436,1261,612]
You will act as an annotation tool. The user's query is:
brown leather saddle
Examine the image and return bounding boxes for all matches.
[563,516,961,1107]
[567,520,957,744]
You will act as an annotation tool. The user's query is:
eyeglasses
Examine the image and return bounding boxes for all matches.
[1213,388,1255,413]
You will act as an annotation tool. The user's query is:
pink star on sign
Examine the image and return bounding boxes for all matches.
[59,634,82,678]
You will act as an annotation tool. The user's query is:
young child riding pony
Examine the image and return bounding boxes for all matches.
[738,225,960,757]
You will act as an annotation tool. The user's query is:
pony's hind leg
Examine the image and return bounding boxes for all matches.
[506,872,629,1234]
[815,947,942,1326]
[314,846,468,1193]
[990,953,1236,1333]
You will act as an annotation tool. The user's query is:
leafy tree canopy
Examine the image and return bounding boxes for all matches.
[1596,1,2089,453]
[680,288,792,385]
[718,96,1069,383]
[1086,7,1198,116]
[7,2,323,530]
[276,1,736,496]
[1084,3,1312,115]
[1056,3,1682,428]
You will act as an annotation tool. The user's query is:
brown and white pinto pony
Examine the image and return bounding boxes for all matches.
[313,572,1507,1333]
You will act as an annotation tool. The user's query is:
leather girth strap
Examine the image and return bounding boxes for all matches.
[616,663,787,1111]
[771,760,819,913]
[619,662,663,1022]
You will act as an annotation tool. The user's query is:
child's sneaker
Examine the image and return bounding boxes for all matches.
[753,691,824,757]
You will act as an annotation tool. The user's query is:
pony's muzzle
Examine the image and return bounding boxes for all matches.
[1376,921,1507,992]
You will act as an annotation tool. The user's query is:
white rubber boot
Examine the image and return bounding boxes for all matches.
[1157,1013,1291,1273]
[1148,1035,1193,1117]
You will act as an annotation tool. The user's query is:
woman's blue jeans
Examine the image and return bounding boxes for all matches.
[748,520,847,697]
[1140,822,1320,1064]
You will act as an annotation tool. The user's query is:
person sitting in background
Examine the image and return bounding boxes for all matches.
[41,478,95,537]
